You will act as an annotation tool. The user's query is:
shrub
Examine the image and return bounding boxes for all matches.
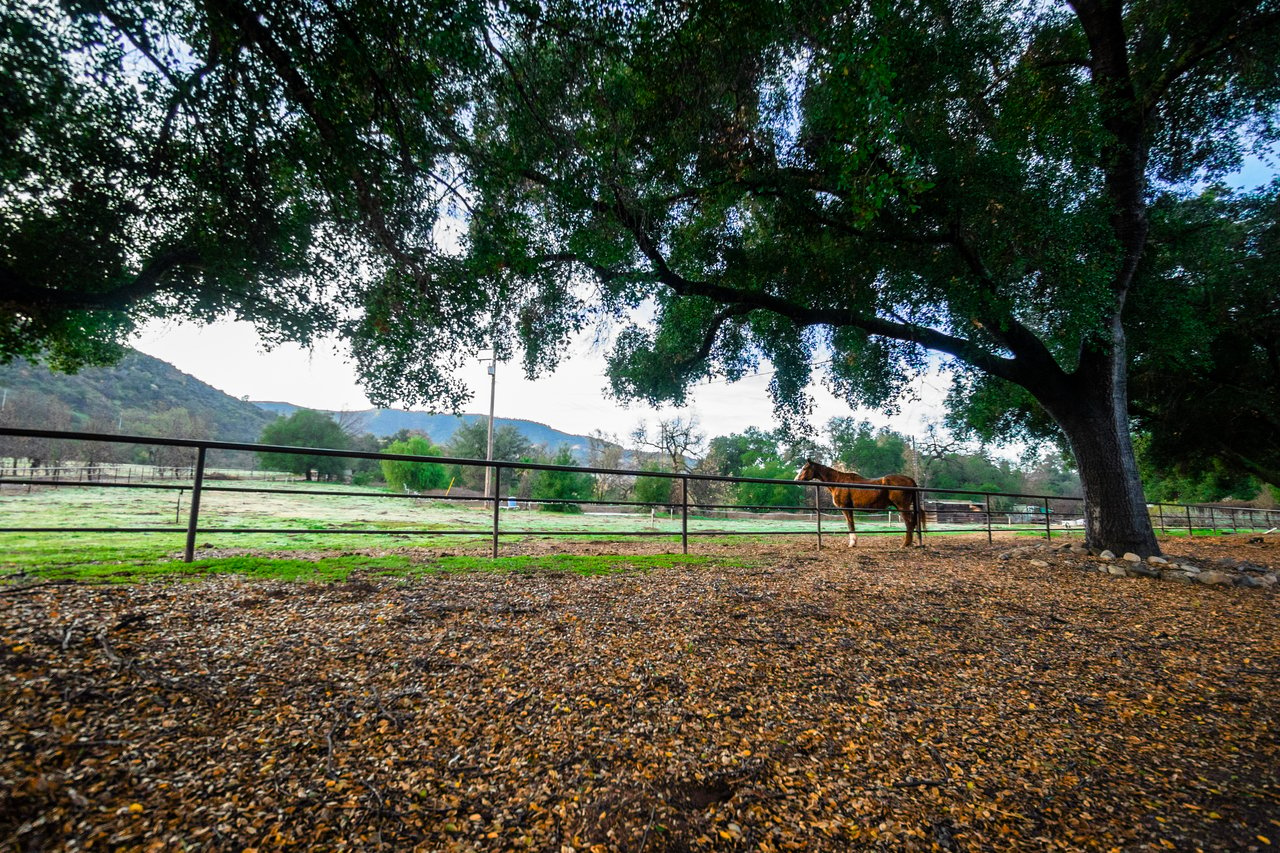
[380,436,450,492]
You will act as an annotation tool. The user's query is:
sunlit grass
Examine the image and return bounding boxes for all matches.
[0,479,1070,578]
[1,544,745,584]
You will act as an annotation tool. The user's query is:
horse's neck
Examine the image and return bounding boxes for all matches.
[815,463,865,483]
[811,462,840,481]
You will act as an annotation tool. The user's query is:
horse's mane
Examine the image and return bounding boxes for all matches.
[811,459,859,476]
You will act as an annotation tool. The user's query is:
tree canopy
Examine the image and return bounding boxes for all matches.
[258,409,349,480]
[1129,184,1280,490]
[445,421,536,492]
[5,0,1279,552]
[528,445,594,511]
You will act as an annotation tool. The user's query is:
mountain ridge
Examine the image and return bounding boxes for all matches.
[252,401,596,453]
[0,350,274,442]
[0,350,601,454]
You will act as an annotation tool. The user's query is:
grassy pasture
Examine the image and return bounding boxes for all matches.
[10,478,1270,582]
[0,479,920,579]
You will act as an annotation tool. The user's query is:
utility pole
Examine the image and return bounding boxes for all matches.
[482,354,497,501]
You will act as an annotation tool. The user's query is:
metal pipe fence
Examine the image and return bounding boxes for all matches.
[1,427,1276,562]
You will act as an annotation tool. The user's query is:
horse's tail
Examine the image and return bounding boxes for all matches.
[908,479,927,532]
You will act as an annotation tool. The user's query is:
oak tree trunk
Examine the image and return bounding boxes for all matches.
[1054,398,1159,556]
[1037,319,1161,556]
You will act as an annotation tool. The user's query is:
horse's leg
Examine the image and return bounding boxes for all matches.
[899,504,914,547]
[892,490,918,547]
[842,509,857,547]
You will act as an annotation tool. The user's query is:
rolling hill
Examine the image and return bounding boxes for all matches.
[0,351,274,441]
[253,402,593,452]
[0,350,599,454]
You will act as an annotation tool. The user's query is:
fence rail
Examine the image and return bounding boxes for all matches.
[1,427,1275,561]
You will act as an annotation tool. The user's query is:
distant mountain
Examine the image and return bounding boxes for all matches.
[0,350,604,457]
[0,350,274,442]
[253,402,596,455]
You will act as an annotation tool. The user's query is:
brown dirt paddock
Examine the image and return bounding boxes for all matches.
[2,535,1278,851]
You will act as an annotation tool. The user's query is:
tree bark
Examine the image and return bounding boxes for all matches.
[1055,402,1159,556]
[1038,326,1161,556]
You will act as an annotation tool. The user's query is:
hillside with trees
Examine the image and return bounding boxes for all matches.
[0,350,273,441]
[253,402,593,453]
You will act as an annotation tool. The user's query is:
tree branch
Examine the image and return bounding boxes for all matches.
[0,249,201,313]
[206,0,426,281]
[1137,5,1278,114]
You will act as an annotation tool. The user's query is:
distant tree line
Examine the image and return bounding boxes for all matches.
[0,389,217,475]
[0,386,1270,509]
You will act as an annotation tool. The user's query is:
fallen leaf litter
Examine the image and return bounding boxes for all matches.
[2,535,1278,851]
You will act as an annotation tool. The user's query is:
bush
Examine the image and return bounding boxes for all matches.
[380,436,450,492]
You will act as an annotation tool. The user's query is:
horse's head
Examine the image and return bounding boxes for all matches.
[795,460,817,481]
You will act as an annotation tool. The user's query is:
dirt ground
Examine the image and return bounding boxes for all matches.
[2,534,1278,851]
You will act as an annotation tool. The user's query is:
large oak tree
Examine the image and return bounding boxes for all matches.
[3,0,1278,554]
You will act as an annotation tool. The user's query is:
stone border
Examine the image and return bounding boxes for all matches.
[999,542,1278,589]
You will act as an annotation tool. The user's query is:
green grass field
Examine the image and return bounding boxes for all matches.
[16,478,1257,583]
[1,548,735,583]
[0,479,824,579]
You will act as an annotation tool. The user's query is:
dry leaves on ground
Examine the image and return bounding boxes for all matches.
[2,535,1278,851]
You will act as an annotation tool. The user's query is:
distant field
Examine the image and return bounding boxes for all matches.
[0,478,1034,575]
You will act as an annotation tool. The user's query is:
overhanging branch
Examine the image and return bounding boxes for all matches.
[0,249,201,313]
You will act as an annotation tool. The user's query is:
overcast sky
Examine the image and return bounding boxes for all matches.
[132,317,953,444]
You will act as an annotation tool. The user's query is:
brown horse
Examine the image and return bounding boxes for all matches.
[794,459,924,548]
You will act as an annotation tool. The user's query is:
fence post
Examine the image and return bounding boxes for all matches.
[985,494,992,544]
[491,463,501,558]
[915,488,924,545]
[681,476,689,555]
[176,488,184,524]
[1186,505,1194,537]
[1043,497,1052,541]
[815,485,822,551]
[1208,505,1217,533]
[183,446,207,563]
